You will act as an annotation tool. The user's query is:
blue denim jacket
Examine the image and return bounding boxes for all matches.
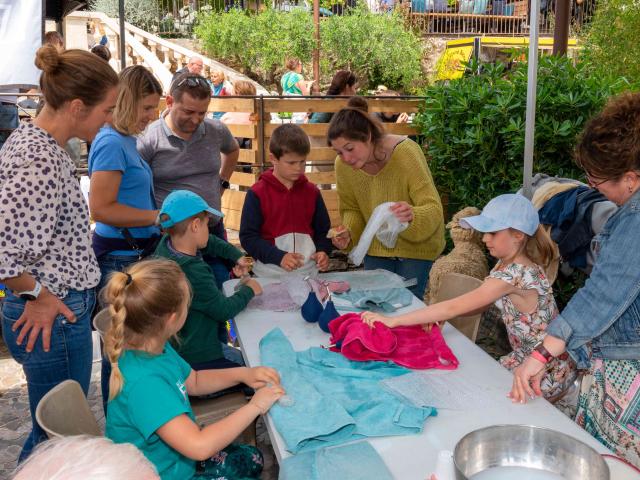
[547,189,640,369]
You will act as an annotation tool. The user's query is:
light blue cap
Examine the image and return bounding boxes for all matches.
[459,193,539,236]
[158,190,223,229]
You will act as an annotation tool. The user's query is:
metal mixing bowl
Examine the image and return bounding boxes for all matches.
[453,424,609,479]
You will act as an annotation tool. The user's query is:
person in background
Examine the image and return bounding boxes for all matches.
[0,44,118,461]
[511,92,640,468]
[137,73,240,288]
[104,259,284,480]
[91,44,111,63]
[209,69,230,120]
[88,65,163,411]
[281,58,313,96]
[221,80,258,150]
[374,88,410,124]
[329,97,445,299]
[44,31,64,51]
[309,70,357,124]
[12,435,159,480]
[172,56,204,84]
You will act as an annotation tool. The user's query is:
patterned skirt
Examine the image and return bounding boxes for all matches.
[575,358,640,468]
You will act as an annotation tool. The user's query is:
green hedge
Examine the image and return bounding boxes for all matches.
[415,55,638,214]
[195,6,424,92]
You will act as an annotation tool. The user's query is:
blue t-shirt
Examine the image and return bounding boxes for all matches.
[88,126,159,243]
[106,343,196,480]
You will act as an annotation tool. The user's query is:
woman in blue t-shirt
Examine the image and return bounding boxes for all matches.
[104,259,284,480]
[88,65,163,410]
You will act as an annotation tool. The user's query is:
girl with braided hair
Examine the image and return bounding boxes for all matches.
[103,258,284,479]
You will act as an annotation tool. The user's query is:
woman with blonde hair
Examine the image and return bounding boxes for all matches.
[209,69,229,120]
[88,65,163,411]
[220,80,257,125]
[0,44,118,461]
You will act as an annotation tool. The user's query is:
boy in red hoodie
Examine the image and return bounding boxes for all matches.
[240,124,332,274]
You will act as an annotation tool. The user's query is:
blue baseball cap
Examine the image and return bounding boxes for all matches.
[158,190,223,229]
[459,194,539,236]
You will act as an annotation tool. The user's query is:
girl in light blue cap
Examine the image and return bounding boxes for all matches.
[363,194,577,406]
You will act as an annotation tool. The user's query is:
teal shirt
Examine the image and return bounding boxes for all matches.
[106,344,196,480]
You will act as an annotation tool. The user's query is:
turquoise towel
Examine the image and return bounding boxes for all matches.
[279,441,393,480]
[260,328,436,453]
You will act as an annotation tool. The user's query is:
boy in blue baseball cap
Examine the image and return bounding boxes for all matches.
[155,190,262,372]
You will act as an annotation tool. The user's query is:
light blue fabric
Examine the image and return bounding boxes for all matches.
[260,328,436,454]
[333,287,414,313]
[279,441,393,480]
[546,187,640,369]
[89,125,159,242]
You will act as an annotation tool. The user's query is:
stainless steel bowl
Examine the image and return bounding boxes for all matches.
[453,425,609,479]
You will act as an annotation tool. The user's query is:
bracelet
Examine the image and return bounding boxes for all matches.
[534,342,554,362]
[531,350,549,364]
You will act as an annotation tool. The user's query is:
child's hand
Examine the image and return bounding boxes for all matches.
[244,278,263,296]
[243,366,281,389]
[396,112,410,123]
[233,256,253,277]
[280,252,305,271]
[390,202,413,223]
[311,251,330,271]
[361,311,395,328]
[249,383,285,415]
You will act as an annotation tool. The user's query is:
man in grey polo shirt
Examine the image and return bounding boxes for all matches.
[138,73,240,286]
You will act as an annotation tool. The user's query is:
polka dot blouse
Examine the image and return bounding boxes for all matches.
[0,123,100,298]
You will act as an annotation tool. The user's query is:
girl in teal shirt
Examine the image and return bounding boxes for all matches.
[104,259,285,480]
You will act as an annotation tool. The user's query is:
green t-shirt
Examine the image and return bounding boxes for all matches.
[106,343,196,480]
[281,71,303,95]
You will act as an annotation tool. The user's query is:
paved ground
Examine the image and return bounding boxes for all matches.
[0,334,278,480]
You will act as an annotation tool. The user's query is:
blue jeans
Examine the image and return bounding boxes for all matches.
[1,288,96,462]
[363,255,433,299]
[96,253,138,415]
[0,103,19,150]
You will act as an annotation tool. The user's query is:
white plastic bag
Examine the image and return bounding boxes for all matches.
[348,202,408,266]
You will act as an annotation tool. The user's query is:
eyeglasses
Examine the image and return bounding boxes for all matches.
[585,173,610,188]
[175,75,211,91]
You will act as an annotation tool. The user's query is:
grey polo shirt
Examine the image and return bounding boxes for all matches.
[137,113,238,211]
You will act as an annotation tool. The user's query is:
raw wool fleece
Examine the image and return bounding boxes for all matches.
[425,206,489,304]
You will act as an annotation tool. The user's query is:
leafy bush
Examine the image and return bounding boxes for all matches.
[414,55,638,214]
[89,0,159,31]
[195,6,424,92]
[581,0,640,83]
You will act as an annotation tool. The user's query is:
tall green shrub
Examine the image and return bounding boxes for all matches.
[582,0,640,83]
[415,55,638,213]
[195,6,424,91]
[90,0,159,30]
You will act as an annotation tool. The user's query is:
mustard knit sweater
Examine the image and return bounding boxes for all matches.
[335,139,445,261]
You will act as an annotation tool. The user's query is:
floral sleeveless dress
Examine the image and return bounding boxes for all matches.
[490,261,577,399]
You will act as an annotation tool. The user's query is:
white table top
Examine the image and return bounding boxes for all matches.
[224,277,639,480]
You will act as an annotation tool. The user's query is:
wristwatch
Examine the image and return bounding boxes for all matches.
[220,179,230,190]
[16,281,42,301]
[533,342,554,363]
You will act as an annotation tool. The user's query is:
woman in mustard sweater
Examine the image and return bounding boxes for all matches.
[328,97,445,298]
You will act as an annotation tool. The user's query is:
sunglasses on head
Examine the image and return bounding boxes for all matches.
[176,75,211,91]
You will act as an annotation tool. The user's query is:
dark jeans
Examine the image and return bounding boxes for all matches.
[205,220,233,290]
[363,255,433,299]
[96,253,138,415]
[0,103,19,150]
[1,288,96,461]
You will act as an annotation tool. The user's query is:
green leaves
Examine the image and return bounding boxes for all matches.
[194,6,424,92]
[414,54,639,216]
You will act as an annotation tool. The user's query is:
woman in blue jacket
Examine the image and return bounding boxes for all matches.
[510,92,640,468]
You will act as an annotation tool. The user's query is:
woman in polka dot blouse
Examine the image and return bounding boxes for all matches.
[0,45,118,461]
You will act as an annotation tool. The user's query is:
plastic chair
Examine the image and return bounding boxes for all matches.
[93,308,111,340]
[191,392,256,445]
[35,380,101,439]
[432,272,483,342]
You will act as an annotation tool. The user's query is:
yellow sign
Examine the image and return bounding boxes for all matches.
[435,44,474,81]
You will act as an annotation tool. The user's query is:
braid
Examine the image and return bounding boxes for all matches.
[104,271,130,400]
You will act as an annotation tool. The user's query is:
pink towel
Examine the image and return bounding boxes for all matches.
[328,313,459,370]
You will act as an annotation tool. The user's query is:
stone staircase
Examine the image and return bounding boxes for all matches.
[62,11,267,95]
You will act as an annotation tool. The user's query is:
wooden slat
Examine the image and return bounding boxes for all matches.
[221,190,246,231]
[225,124,257,138]
[238,149,260,164]
[307,147,337,162]
[306,171,336,185]
[157,97,256,113]
[265,122,418,137]
[223,209,243,231]
[321,190,339,211]
[263,98,422,113]
[230,171,258,187]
